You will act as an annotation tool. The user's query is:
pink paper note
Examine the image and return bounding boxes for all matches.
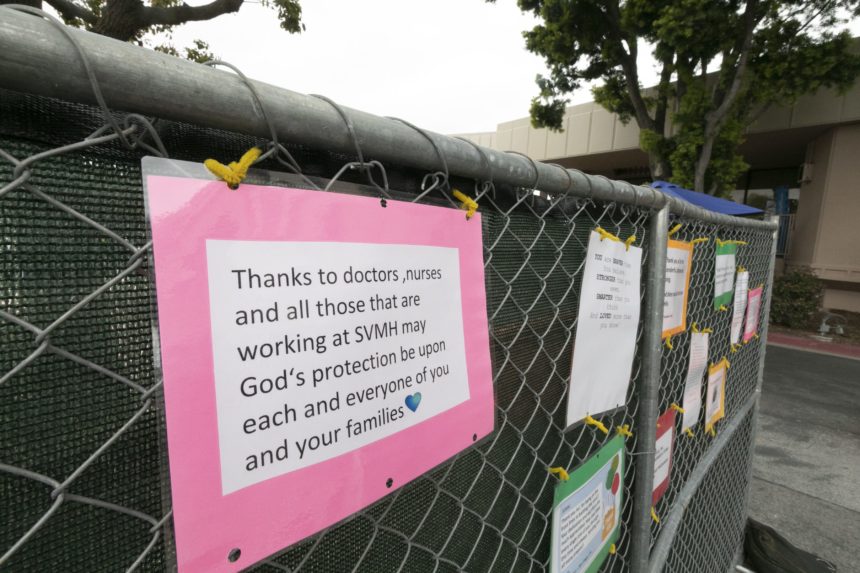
[743,286,763,343]
[145,173,495,573]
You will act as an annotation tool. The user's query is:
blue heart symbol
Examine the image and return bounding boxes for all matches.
[405,393,422,412]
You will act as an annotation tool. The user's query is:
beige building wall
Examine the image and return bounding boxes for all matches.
[788,124,860,312]
[457,81,860,163]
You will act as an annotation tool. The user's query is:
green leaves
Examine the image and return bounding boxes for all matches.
[499,0,860,195]
[771,268,823,329]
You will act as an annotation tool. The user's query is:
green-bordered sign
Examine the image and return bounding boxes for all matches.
[713,242,737,309]
[550,435,624,573]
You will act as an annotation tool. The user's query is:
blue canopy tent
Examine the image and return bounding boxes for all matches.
[651,180,763,216]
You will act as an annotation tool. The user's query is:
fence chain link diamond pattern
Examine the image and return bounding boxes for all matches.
[1,49,774,572]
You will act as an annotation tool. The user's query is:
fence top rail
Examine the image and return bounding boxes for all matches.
[0,7,775,231]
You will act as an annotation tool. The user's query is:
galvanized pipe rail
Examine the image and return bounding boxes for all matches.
[0,7,773,232]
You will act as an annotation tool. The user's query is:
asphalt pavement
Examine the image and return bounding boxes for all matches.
[748,344,860,572]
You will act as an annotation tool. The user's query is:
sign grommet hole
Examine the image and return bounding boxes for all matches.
[472,433,477,442]
[228,548,241,563]
[386,477,393,488]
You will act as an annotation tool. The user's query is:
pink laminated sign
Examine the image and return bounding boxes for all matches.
[143,159,495,572]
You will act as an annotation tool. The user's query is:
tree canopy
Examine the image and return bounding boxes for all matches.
[2,0,303,62]
[497,0,860,195]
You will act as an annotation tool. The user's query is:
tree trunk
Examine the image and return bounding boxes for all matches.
[694,133,716,194]
[0,0,41,8]
[648,151,672,182]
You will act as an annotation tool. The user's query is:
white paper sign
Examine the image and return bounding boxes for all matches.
[206,240,471,494]
[730,271,750,345]
[662,240,693,337]
[681,332,709,431]
[567,231,642,426]
[714,244,736,308]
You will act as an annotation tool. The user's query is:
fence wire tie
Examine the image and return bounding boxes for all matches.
[684,428,695,438]
[664,335,673,350]
[204,147,262,190]
[667,223,682,237]
[608,543,617,555]
[584,415,609,434]
[718,305,729,312]
[651,507,660,524]
[670,403,685,415]
[452,189,478,220]
[547,466,570,482]
[691,237,710,245]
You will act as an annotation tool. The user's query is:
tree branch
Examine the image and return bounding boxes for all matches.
[708,0,759,131]
[654,50,675,136]
[142,0,244,27]
[42,0,96,23]
[604,0,657,131]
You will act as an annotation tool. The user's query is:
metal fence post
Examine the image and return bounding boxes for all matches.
[630,204,669,572]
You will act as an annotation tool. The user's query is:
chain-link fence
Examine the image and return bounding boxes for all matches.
[1,8,776,573]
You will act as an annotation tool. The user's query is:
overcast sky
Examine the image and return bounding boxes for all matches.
[151,1,858,135]
[166,0,635,134]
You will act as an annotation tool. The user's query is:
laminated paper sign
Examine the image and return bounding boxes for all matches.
[731,271,750,345]
[551,436,624,573]
[713,242,737,309]
[705,359,728,432]
[681,332,709,431]
[652,409,676,505]
[743,285,763,343]
[662,240,693,338]
[567,231,642,426]
[143,158,495,573]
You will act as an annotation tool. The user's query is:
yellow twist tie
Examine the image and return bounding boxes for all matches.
[754,333,760,340]
[731,344,740,353]
[725,359,731,370]
[625,235,637,251]
[204,147,261,190]
[716,238,748,247]
[737,266,746,273]
[668,223,682,237]
[609,543,617,555]
[684,428,695,438]
[708,427,717,437]
[548,466,569,481]
[651,507,660,524]
[664,336,673,350]
[691,237,709,245]
[452,189,479,220]
[595,226,621,242]
[616,425,633,438]
[670,403,685,414]
[584,415,609,434]
[718,305,728,312]
[692,323,711,334]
